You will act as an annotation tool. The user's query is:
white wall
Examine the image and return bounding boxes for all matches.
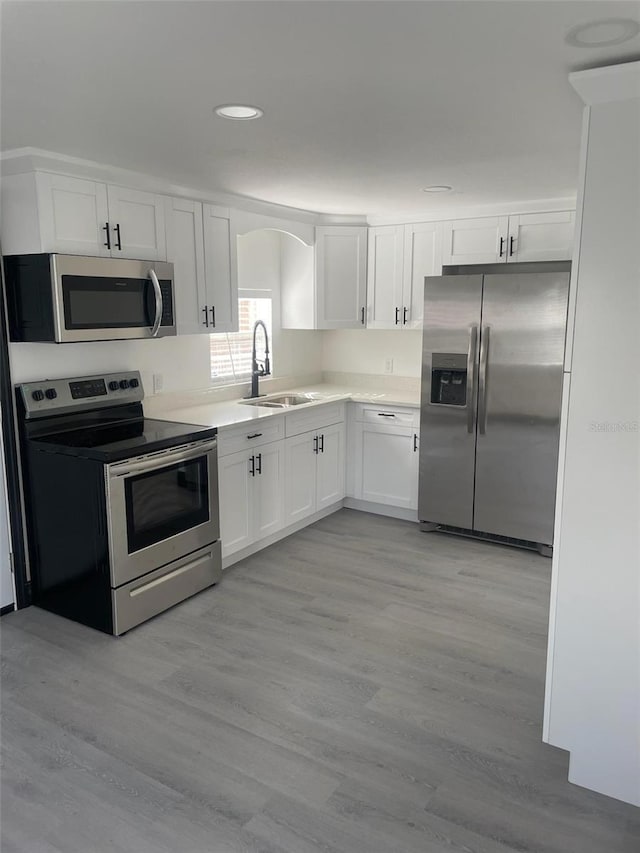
[322,329,422,377]
[544,64,640,806]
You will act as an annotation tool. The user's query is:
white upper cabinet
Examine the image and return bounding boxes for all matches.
[366,226,405,328]
[1,172,167,260]
[366,222,442,329]
[442,216,510,266]
[316,226,368,329]
[165,200,236,335]
[402,221,442,328]
[203,204,236,333]
[36,173,111,257]
[507,211,575,262]
[165,197,206,335]
[105,185,167,261]
[442,211,575,266]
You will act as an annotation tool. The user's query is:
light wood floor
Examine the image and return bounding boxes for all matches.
[1,509,638,852]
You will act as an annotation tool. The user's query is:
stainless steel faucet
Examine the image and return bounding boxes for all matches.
[245,319,271,398]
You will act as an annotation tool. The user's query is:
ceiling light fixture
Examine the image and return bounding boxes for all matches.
[214,104,264,120]
[565,18,640,48]
[422,185,453,193]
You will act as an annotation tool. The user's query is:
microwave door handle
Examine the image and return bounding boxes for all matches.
[149,269,163,337]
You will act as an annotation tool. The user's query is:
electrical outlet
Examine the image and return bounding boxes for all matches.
[384,358,394,374]
[153,373,164,393]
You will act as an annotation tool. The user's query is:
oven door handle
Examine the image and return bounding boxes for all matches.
[108,440,217,478]
[149,269,163,337]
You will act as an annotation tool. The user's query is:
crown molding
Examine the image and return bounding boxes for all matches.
[0,148,367,226]
[569,60,640,105]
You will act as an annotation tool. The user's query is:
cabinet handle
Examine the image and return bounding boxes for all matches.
[202,305,209,328]
[313,435,318,454]
[247,432,262,440]
[249,455,255,477]
[114,223,122,251]
[499,236,505,257]
[210,306,216,327]
[361,306,365,325]
[509,235,515,257]
[103,222,111,250]
[395,307,400,325]
[377,412,395,418]
[256,452,262,474]
[403,307,408,325]
[413,433,418,452]
[319,434,324,453]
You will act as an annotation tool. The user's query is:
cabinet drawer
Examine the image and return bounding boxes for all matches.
[285,401,346,437]
[218,416,284,456]
[355,404,419,428]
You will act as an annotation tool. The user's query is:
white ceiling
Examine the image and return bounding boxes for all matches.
[1,1,639,217]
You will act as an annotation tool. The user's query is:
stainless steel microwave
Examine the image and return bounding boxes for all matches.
[4,253,176,343]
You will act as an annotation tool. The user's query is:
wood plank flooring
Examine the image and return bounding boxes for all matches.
[1,509,638,852]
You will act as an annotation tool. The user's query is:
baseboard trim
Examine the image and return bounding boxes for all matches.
[0,603,16,617]
[222,501,344,569]
[344,498,418,522]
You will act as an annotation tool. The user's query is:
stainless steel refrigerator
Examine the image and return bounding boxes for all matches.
[419,267,570,551]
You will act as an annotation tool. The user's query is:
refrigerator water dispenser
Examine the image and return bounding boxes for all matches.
[430,353,467,406]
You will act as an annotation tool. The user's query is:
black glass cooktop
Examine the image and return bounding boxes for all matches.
[30,417,217,462]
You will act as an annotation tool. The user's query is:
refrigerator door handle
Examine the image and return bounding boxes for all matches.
[467,324,478,434]
[478,325,490,435]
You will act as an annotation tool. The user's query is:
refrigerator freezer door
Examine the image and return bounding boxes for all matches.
[419,275,482,528]
[473,272,570,544]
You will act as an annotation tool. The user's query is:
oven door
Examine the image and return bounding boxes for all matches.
[51,255,175,342]
[105,439,219,587]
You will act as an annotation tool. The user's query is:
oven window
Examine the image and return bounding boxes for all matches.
[124,457,210,553]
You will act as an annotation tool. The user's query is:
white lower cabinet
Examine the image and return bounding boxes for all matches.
[284,420,345,526]
[218,440,284,559]
[351,405,420,510]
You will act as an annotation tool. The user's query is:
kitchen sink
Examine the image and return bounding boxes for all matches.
[240,394,314,408]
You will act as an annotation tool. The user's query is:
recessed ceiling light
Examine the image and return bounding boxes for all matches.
[422,185,453,193]
[565,18,640,48]
[214,104,264,120]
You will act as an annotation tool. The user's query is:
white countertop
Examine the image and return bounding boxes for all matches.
[150,382,420,430]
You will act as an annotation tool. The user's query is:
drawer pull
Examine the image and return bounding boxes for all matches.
[377,413,396,418]
[247,432,263,439]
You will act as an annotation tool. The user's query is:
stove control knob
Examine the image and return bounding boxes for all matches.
[108,381,119,391]
[129,377,139,388]
[44,389,57,400]
[31,390,44,402]
[119,379,130,390]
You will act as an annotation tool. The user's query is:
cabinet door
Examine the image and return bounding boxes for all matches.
[441,216,509,266]
[366,226,404,329]
[106,186,167,260]
[165,198,208,335]
[218,449,253,558]
[253,441,284,542]
[507,211,575,262]
[36,173,110,256]
[203,205,237,333]
[316,226,368,329]
[402,222,442,328]
[316,421,346,510]
[284,432,317,525]
[355,423,418,509]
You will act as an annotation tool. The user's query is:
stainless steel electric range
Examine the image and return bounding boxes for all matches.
[17,371,221,635]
